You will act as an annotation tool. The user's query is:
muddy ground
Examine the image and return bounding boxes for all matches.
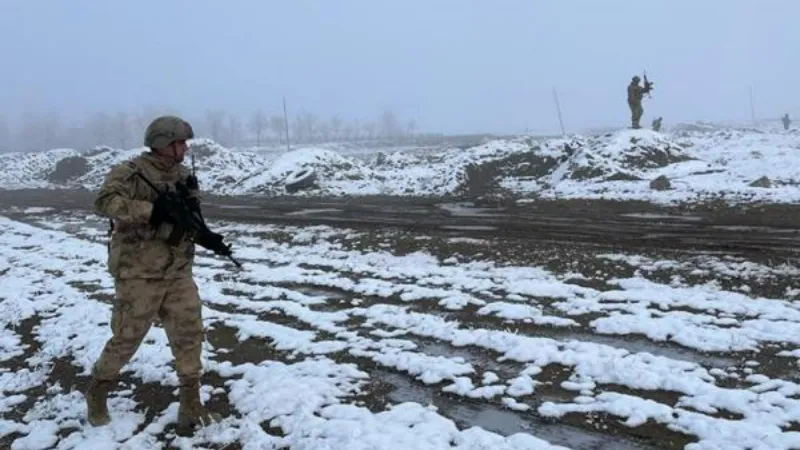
[2,190,800,449]
[1,188,799,256]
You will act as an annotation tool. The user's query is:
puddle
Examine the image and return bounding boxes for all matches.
[567,330,738,369]
[403,308,737,372]
[438,202,502,218]
[286,208,344,216]
[290,285,350,301]
[621,213,703,222]
[710,225,794,233]
[372,205,434,215]
[642,233,675,239]
[377,370,655,450]
[413,340,520,379]
[441,225,498,231]
[216,204,260,210]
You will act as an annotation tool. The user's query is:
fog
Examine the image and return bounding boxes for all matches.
[0,0,797,151]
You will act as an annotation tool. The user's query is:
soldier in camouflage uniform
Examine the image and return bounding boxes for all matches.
[627,75,652,129]
[84,115,221,435]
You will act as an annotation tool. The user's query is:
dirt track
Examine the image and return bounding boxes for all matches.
[1,188,799,257]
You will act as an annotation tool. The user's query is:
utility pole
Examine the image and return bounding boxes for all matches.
[748,86,756,125]
[283,96,291,152]
[552,88,566,136]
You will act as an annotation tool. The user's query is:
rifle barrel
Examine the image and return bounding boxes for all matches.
[227,255,243,268]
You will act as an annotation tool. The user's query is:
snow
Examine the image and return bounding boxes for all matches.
[4,210,800,448]
[3,125,800,204]
[0,214,566,449]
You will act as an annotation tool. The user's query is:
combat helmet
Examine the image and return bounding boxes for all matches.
[632,75,641,83]
[144,115,194,149]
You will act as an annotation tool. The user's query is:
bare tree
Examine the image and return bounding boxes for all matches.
[294,112,318,143]
[16,115,39,152]
[41,114,62,149]
[269,116,286,144]
[349,119,361,140]
[362,122,377,141]
[341,123,355,141]
[204,109,226,143]
[227,114,242,147]
[317,121,331,142]
[0,115,7,152]
[133,112,149,138]
[85,112,113,147]
[62,125,89,150]
[329,115,343,141]
[248,110,269,146]
[380,109,401,139]
[113,112,132,148]
[405,119,417,142]
[16,113,62,152]
[405,119,417,135]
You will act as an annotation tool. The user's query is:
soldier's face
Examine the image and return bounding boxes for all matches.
[164,140,188,164]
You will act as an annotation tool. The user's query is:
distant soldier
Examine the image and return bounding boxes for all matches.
[782,113,791,130]
[627,75,653,129]
[652,116,663,132]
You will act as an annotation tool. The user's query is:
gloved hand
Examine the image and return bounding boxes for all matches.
[196,231,232,256]
[149,193,178,227]
[184,195,201,213]
[185,175,199,190]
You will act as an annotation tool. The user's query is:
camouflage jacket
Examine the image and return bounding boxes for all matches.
[627,82,650,105]
[94,151,200,279]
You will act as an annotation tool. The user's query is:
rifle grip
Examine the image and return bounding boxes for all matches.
[167,225,185,247]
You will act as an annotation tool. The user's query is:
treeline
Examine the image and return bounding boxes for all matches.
[0,106,423,153]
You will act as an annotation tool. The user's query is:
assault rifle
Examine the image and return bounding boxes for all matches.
[133,167,243,269]
[643,71,654,98]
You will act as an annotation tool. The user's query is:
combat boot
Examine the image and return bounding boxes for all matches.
[84,377,114,426]
[176,378,221,436]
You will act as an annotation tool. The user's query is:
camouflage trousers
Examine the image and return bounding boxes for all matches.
[630,102,644,129]
[92,277,204,382]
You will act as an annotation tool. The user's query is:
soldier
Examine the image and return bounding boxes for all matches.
[627,75,652,129]
[652,116,663,132]
[782,113,791,130]
[84,115,221,435]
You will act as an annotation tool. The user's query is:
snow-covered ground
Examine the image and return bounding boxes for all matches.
[2,206,800,449]
[1,125,799,204]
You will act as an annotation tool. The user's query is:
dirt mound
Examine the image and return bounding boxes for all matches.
[650,175,671,191]
[47,156,90,183]
[454,131,693,199]
[672,121,720,133]
[188,138,218,159]
[455,140,570,198]
[749,176,772,188]
[81,145,115,158]
[566,130,693,181]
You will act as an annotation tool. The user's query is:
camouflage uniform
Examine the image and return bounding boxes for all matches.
[627,76,651,129]
[782,113,791,130]
[84,116,220,435]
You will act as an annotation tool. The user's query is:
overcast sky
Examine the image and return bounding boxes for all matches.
[1,0,797,135]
